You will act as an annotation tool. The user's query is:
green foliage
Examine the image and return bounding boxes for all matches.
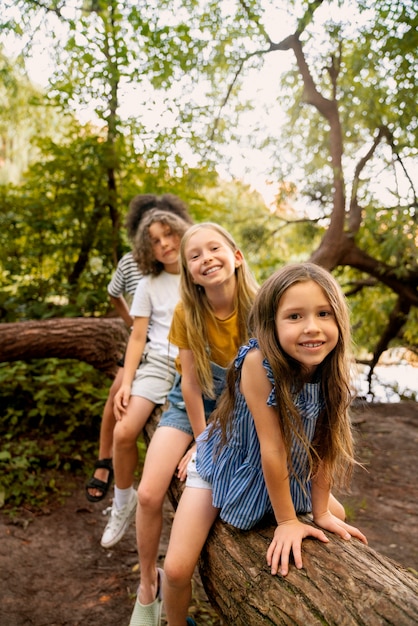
[0,131,117,320]
[403,306,418,347]
[359,201,416,271]
[348,277,397,355]
[0,359,109,509]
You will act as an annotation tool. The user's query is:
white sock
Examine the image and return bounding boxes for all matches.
[114,485,134,510]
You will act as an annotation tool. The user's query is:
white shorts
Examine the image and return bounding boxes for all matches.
[130,350,176,405]
[185,453,212,490]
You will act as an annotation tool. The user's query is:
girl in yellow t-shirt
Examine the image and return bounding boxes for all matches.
[128,223,258,626]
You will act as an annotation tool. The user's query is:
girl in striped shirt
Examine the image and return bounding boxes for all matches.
[163,262,367,626]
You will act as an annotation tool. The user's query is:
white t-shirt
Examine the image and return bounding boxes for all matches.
[130,271,180,359]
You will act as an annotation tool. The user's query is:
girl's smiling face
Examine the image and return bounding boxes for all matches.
[275,279,339,377]
[149,221,182,273]
[185,227,243,288]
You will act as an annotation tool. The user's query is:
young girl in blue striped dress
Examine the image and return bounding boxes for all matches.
[163,262,367,626]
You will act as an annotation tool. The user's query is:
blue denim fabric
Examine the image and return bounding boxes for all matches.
[158,362,226,435]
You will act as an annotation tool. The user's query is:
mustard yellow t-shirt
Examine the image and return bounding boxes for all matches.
[169,300,240,373]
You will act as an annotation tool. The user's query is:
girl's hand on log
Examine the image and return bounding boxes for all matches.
[267,519,329,576]
[113,385,130,421]
[313,511,368,545]
[176,444,196,481]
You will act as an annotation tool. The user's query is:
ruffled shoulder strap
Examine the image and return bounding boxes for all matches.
[263,357,276,406]
[234,339,276,407]
[234,338,259,370]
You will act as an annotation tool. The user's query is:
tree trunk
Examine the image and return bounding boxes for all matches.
[144,410,418,626]
[0,318,128,377]
[199,520,418,625]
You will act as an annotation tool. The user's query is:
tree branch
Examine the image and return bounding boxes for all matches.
[27,0,65,20]
[340,243,418,306]
[366,296,412,392]
[349,126,388,234]
[0,318,128,377]
[208,1,327,150]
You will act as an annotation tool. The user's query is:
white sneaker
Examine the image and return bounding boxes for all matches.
[100,488,137,548]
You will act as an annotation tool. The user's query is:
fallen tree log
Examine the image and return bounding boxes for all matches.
[0,318,128,377]
[144,409,418,626]
[199,519,418,625]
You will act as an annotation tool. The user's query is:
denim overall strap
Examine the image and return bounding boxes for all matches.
[202,361,228,419]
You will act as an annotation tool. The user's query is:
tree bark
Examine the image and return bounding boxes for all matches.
[199,520,418,625]
[144,410,418,626]
[0,318,128,377]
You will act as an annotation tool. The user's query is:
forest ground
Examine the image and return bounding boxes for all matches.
[0,401,417,626]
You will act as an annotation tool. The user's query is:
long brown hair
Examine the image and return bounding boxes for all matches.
[213,262,356,489]
[179,222,258,398]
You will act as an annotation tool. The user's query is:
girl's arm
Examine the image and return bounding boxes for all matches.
[113,316,148,419]
[311,465,368,544]
[241,350,297,523]
[180,348,207,438]
[177,348,206,480]
[241,349,330,575]
[109,294,134,328]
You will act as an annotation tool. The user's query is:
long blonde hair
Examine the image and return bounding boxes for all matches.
[213,262,356,489]
[179,223,258,398]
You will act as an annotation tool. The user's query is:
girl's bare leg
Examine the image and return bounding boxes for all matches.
[100,396,158,548]
[136,426,193,605]
[112,395,155,489]
[163,486,219,626]
[87,367,123,498]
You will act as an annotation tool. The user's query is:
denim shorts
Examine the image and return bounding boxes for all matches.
[158,361,227,436]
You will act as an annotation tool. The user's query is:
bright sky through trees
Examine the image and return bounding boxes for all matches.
[1,0,416,211]
[1,1,293,204]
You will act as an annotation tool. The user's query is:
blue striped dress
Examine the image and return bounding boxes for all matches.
[195,338,324,530]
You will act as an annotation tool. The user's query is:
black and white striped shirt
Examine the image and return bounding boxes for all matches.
[107,251,142,298]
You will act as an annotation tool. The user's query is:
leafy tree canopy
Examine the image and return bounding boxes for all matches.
[0,0,417,368]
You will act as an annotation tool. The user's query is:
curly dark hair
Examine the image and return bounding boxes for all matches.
[125,193,193,242]
[132,209,191,276]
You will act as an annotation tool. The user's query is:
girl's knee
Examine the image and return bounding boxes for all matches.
[164,555,193,587]
[137,480,165,511]
[113,421,136,447]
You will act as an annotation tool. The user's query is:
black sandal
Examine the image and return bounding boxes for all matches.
[85,458,113,503]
